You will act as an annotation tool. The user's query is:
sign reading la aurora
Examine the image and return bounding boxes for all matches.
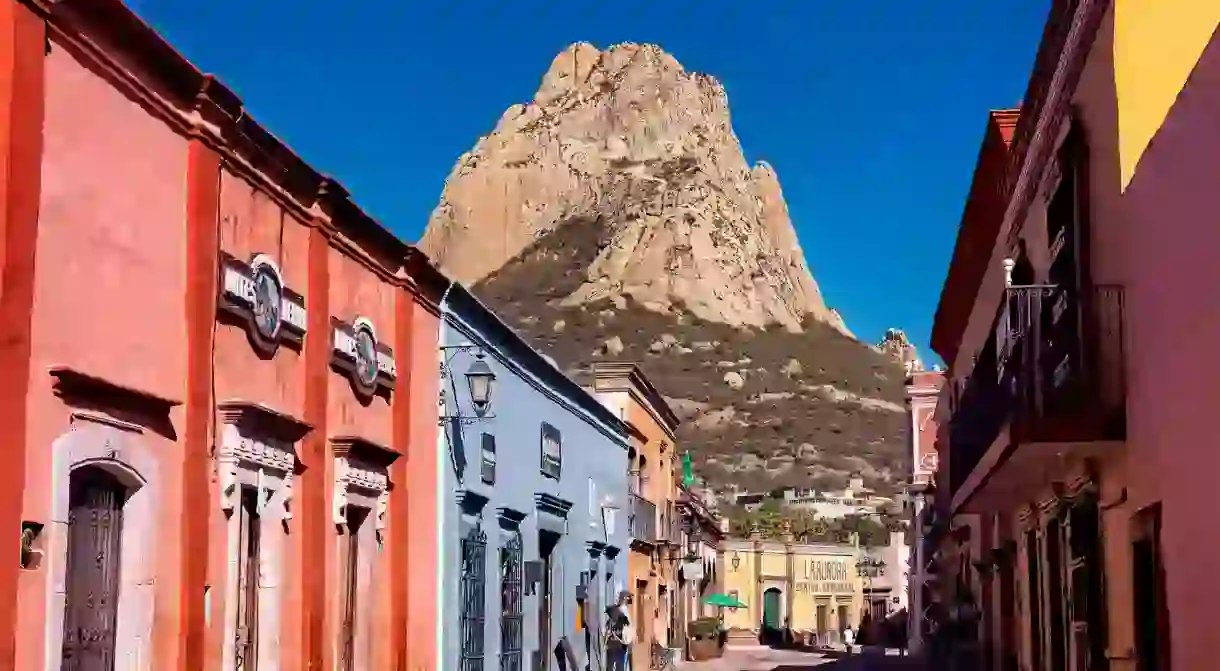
[219,253,307,352]
[331,317,396,396]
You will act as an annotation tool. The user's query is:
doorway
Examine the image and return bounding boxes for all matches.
[61,467,127,671]
[763,588,782,631]
[537,532,558,671]
[338,506,368,671]
[234,487,262,671]
[1133,505,1170,671]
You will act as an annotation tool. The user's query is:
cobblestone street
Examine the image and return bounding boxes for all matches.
[679,647,931,670]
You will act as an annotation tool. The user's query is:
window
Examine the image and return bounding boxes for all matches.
[500,531,523,671]
[461,524,488,671]
[480,433,497,485]
[235,487,262,671]
[540,423,562,479]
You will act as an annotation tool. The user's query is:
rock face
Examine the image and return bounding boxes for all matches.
[420,42,848,335]
[877,328,924,375]
[421,43,907,493]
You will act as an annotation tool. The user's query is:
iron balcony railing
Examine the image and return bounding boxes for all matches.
[948,284,1126,498]
[948,359,1013,497]
[1000,284,1126,442]
[629,493,657,543]
[655,501,682,544]
[628,470,642,496]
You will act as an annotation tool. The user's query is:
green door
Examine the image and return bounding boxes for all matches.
[763,589,782,630]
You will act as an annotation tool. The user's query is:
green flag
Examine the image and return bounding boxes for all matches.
[682,451,694,487]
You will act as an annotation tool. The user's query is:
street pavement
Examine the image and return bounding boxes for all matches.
[678,646,931,670]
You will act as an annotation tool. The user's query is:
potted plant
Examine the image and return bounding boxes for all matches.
[687,617,725,661]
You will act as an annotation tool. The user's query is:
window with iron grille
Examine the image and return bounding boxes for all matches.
[540,423,562,480]
[500,531,523,671]
[480,433,497,485]
[460,525,487,671]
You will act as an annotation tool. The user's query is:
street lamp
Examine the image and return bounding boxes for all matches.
[466,354,496,416]
[857,555,887,620]
[731,552,741,570]
[438,345,498,425]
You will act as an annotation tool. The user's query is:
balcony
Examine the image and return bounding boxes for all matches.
[655,501,682,546]
[629,493,657,544]
[1000,284,1126,443]
[948,361,1013,496]
[948,284,1125,499]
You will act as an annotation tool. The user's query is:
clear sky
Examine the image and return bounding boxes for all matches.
[130,1,1050,360]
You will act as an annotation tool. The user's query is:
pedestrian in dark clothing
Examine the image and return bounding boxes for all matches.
[605,591,631,671]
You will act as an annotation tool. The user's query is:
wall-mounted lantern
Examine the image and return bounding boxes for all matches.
[466,355,495,416]
[731,552,741,570]
[439,344,497,425]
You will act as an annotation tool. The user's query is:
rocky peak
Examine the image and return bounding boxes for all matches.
[877,328,923,374]
[419,42,848,335]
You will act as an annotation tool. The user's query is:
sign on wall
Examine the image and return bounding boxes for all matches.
[331,317,396,396]
[219,253,307,353]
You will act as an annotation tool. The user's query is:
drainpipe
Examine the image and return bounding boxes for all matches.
[435,278,455,671]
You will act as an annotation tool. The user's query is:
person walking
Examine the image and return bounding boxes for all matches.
[605,591,632,671]
[843,624,855,656]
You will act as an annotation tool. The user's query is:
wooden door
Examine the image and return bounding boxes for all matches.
[61,469,126,671]
[1133,505,1170,671]
[763,589,781,630]
[816,604,828,645]
[1065,498,1107,671]
[234,487,261,671]
[338,508,366,671]
[1037,518,1068,671]
[537,548,554,671]
[1026,528,1043,671]
[836,605,849,644]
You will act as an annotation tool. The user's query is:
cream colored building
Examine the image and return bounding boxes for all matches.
[720,539,865,645]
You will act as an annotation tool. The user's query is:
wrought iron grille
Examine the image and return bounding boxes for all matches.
[500,532,524,671]
[461,525,488,671]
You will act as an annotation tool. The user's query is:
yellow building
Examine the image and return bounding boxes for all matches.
[721,539,865,646]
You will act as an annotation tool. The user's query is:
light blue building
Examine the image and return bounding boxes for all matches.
[437,283,632,671]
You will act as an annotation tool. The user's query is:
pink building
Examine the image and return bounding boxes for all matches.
[930,1,1220,670]
[904,370,943,653]
[0,1,446,669]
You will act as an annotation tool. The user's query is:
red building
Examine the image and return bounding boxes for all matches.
[0,1,445,669]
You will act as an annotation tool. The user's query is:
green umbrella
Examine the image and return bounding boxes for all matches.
[703,593,747,609]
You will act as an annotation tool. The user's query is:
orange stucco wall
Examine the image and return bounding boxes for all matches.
[16,36,192,670]
[0,2,445,670]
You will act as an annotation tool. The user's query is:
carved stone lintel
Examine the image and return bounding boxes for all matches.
[331,436,395,529]
[216,422,296,515]
[215,401,307,515]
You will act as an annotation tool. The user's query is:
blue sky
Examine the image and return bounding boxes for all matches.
[131,1,1049,360]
